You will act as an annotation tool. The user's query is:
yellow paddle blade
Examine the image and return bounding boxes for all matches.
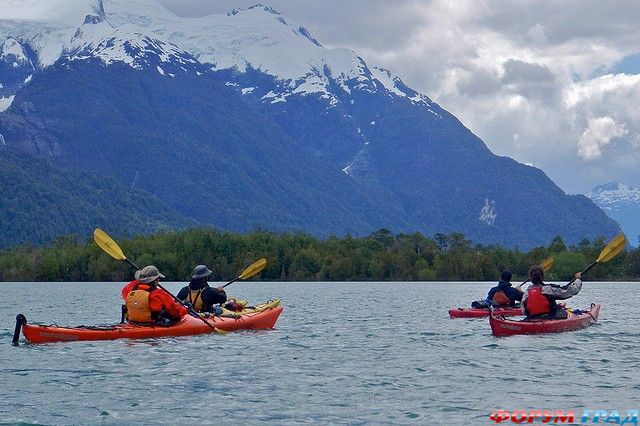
[540,257,554,272]
[597,234,626,263]
[93,228,127,261]
[238,258,267,280]
[214,327,229,335]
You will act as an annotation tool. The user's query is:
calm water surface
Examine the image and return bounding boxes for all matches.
[1,281,639,424]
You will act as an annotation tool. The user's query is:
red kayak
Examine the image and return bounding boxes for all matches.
[449,306,522,318]
[15,300,283,344]
[489,304,600,337]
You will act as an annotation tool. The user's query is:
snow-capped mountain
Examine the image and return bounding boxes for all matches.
[588,182,640,207]
[0,1,431,109]
[0,0,621,248]
[588,182,640,245]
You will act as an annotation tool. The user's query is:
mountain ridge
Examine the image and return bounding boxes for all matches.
[0,1,622,249]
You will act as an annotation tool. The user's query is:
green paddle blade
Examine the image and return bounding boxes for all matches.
[239,258,267,280]
[597,234,626,263]
[93,228,127,261]
[540,256,554,272]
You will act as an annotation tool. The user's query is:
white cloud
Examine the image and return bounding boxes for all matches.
[577,116,627,160]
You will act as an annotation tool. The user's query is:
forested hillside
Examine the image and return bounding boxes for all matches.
[0,228,636,282]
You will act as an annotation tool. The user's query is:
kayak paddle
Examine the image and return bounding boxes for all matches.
[222,258,267,288]
[516,256,554,291]
[567,234,626,284]
[93,228,226,334]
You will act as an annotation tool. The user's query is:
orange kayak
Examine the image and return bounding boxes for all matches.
[15,300,283,344]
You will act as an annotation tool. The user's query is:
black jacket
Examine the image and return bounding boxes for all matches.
[177,279,227,312]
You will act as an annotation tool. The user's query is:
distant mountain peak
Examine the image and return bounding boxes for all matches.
[245,4,281,15]
[588,181,640,245]
[588,181,640,206]
[92,0,106,19]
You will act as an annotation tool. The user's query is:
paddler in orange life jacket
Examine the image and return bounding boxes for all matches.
[522,265,582,320]
[177,265,227,313]
[122,265,188,323]
[486,271,523,307]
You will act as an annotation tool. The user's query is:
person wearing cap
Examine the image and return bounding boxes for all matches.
[123,265,188,323]
[522,265,582,319]
[485,270,523,307]
[176,265,227,313]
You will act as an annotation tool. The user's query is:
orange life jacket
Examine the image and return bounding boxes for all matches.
[186,288,204,312]
[491,291,511,306]
[125,284,153,323]
[525,286,551,316]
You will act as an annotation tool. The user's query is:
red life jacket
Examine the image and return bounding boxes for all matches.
[491,291,511,306]
[526,286,551,316]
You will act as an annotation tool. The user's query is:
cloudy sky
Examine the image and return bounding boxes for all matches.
[164,1,640,194]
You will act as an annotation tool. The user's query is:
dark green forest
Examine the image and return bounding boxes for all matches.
[0,228,637,283]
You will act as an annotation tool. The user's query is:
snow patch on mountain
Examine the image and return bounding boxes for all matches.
[61,13,200,74]
[0,95,13,111]
[1,37,29,63]
[0,0,105,67]
[479,198,497,225]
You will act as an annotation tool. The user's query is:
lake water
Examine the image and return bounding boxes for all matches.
[1,281,638,424]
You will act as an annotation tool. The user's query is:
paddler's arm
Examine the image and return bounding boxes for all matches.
[542,272,582,300]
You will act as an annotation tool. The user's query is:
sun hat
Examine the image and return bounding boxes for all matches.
[138,265,165,284]
[192,264,213,280]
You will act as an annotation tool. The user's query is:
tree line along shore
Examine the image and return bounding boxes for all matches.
[0,228,638,282]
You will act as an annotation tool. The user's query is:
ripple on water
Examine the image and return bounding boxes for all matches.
[1,281,639,424]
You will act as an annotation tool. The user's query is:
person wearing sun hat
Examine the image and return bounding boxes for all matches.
[177,264,227,313]
[122,265,188,323]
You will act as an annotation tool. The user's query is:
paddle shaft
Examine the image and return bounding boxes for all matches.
[515,278,529,290]
[566,261,597,285]
[222,277,238,288]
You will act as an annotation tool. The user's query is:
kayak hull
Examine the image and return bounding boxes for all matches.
[449,307,522,318]
[489,304,600,337]
[19,300,283,344]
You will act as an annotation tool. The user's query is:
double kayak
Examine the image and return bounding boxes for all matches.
[449,306,523,318]
[489,303,600,337]
[15,300,283,344]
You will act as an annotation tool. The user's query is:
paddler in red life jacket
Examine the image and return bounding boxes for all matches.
[122,265,188,324]
[486,271,523,307]
[177,265,227,314]
[522,265,582,320]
